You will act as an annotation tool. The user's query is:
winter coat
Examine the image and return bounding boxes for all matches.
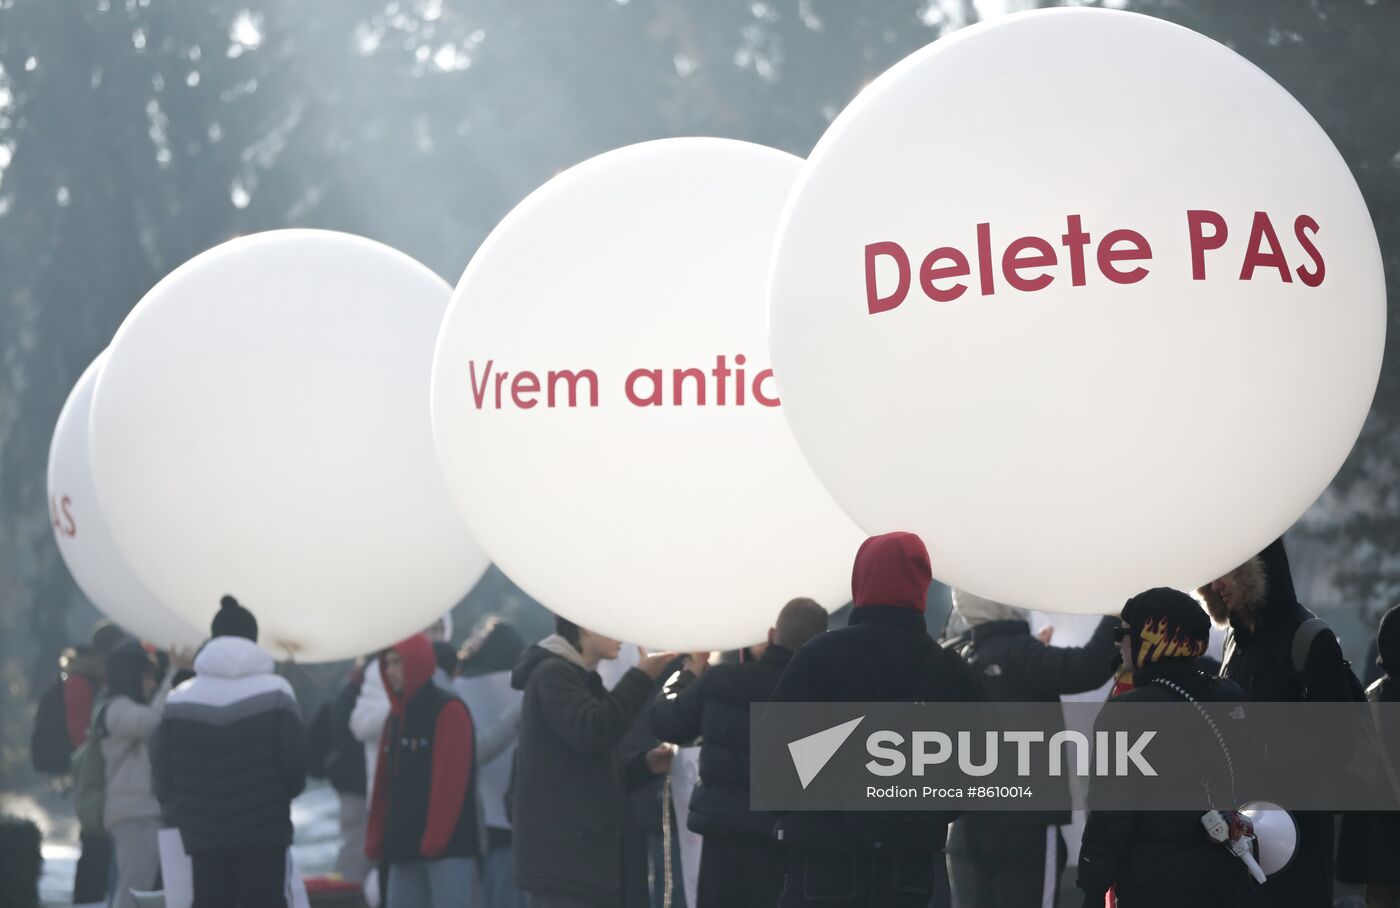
[352,655,464,806]
[349,657,390,806]
[956,616,1118,827]
[510,636,659,907]
[366,635,479,864]
[319,669,367,796]
[1220,538,1362,908]
[101,669,174,829]
[648,645,791,841]
[1221,540,1359,703]
[453,622,526,836]
[1077,661,1251,908]
[770,605,984,855]
[152,636,307,853]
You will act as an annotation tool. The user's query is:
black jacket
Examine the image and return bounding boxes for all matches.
[153,637,307,853]
[648,645,792,840]
[769,606,984,854]
[1221,538,1362,908]
[1222,540,1358,704]
[313,670,367,796]
[1078,661,1251,908]
[957,616,1118,827]
[510,640,658,907]
[1338,664,1400,883]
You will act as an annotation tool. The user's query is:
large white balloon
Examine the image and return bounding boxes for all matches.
[49,355,205,649]
[768,9,1385,613]
[432,139,864,651]
[91,230,490,662]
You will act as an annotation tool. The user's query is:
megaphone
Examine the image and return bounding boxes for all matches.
[1240,801,1299,877]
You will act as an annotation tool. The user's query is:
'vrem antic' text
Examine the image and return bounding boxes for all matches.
[467,356,779,409]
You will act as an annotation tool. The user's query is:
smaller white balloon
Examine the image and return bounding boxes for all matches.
[48,355,205,649]
[432,138,865,651]
[91,230,491,662]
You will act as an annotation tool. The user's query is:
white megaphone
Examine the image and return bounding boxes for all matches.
[1240,801,1299,877]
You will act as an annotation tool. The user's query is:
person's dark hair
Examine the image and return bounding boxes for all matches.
[774,597,829,650]
[1377,602,1400,675]
[458,619,525,678]
[432,640,459,675]
[90,620,128,656]
[106,642,156,704]
[555,615,582,649]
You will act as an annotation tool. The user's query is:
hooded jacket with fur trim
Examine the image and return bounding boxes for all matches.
[365,634,478,863]
[1219,538,1363,908]
[152,636,307,853]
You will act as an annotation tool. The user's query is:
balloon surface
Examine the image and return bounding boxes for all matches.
[91,230,490,661]
[768,9,1385,613]
[432,138,864,651]
[48,355,205,649]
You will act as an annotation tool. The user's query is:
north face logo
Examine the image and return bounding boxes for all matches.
[787,716,864,789]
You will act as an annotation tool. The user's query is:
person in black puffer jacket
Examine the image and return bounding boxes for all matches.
[1078,588,1251,908]
[1196,537,1365,908]
[947,592,1118,908]
[153,597,307,908]
[770,531,984,908]
[648,597,831,908]
[1338,601,1400,906]
[511,617,677,908]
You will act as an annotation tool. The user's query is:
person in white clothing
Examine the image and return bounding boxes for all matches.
[101,642,193,908]
[453,620,527,908]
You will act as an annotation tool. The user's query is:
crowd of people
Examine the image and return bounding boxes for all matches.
[21,530,1400,908]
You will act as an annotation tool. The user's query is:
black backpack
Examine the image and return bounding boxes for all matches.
[30,675,75,775]
[1292,617,1367,702]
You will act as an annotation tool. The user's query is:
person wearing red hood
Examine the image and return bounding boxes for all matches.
[366,633,479,908]
[769,531,984,908]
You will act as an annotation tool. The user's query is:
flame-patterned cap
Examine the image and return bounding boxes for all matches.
[1121,588,1210,665]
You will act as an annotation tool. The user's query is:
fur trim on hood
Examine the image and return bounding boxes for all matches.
[1198,538,1302,639]
[510,635,593,691]
[535,635,589,670]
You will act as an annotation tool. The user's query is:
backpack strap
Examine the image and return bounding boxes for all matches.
[1291,617,1329,675]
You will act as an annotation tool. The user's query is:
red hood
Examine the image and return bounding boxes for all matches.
[382,633,436,714]
[851,532,930,612]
